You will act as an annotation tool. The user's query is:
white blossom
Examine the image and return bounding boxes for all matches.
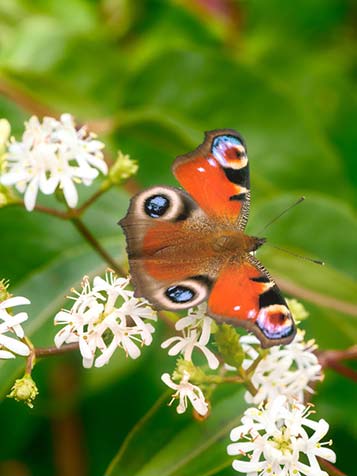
[161,371,208,416]
[161,303,219,369]
[0,114,107,211]
[238,330,322,404]
[0,295,30,359]
[227,395,336,476]
[54,271,157,368]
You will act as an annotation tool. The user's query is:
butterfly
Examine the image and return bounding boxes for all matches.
[120,129,296,348]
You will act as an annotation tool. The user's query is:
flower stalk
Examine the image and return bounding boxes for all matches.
[70,217,125,276]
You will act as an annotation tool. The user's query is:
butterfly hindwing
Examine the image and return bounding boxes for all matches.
[173,129,250,229]
[208,256,296,347]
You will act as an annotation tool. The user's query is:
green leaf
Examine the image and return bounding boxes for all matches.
[105,388,245,476]
[120,49,354,202]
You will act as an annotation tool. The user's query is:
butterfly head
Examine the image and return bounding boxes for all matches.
[249,236,266,252]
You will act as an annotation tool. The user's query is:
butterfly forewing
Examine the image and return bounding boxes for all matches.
[173,129,250,229]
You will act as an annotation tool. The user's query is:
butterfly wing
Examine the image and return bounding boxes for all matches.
[208,256,296,347]
[173,129,250,229]
[120,186,220,311]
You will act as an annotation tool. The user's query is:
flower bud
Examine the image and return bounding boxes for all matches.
[108,151,138,185]
[0,279,11,302]
[286,298,309,323]
[8,374,39,408]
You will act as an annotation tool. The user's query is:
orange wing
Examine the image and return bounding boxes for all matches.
[208,258,296,348]
[173,129,250,229]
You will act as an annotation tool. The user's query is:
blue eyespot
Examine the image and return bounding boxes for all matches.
[165,285,195,303]
[211,135,246,166]
[144,195,170,218]
[212,135,243,152]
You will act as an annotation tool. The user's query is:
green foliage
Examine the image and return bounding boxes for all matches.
[214,324,244,369]
[105,388,246,476]
[0,1,356,475]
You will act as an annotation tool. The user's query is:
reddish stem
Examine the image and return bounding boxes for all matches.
[318,457,347,476]
[324,361,357,382]
[71,217,125,275]
[317,346,357,382]
[36,343,79,357]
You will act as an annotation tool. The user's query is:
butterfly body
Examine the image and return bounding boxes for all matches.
[120,129,296,348]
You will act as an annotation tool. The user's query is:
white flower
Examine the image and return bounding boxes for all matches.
[227,395,336,476]
[54,271,157,368]
[161,303,219,369]
[0,295,30,359]
[161,371,208,416]
[239,330,322,404]
[0,114,107,211]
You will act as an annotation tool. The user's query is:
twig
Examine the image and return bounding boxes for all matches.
[222,375,244,384]
[0,78,58,118]
[317,345,357,382]
[76,187,109,214]
[24,341,79,374]
[7,201,126,276]
[36,343,79,357]
[71,217,125,275]
[324,361,357,382]
[318,457,347,476]
[317,346,357,364]
[276,277,357,317]
[7,201,69,220]
[25,342,36,374]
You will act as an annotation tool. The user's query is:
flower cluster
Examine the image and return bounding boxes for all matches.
[160,304,217,416]
[0,114,107,211]
[161,303,219,370]
[239,330,322,404]
[54,271,157,368]
[228,395,336,476]
[0,294,30,359]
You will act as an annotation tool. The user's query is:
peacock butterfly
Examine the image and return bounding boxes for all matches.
[120,129,296,348]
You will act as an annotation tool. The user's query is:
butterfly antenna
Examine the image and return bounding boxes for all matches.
[265,242,325,266]
[257,196,306,235]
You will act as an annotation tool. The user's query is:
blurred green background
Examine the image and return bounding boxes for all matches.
[0,1,356,475]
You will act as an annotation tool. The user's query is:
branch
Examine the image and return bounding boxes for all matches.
[317,346,357,364]
[317,346,357,382]
[318,458,347,476]
[276,277,357,317]
[36,343,79,357]
[7,199,126,277]
[7,201,69,220]
[71,217,125,276]
[76,187,109,214]
[324,361,357,382]
[0,78,58,118]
